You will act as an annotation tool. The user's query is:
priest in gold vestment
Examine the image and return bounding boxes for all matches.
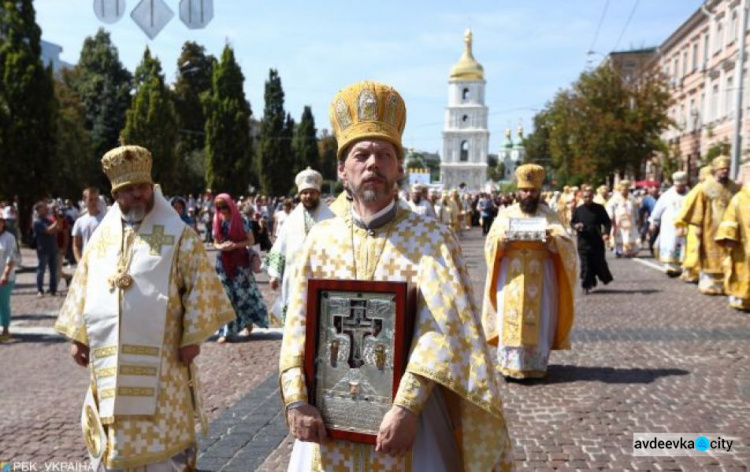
[482,164,578,379]
[280,81,513,471]
[676,156,740,294]
[676,165,713,283]
[55,146,235,471]
[716,184,750,310]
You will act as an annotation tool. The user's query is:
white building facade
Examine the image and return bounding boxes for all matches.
[441,30,489,191]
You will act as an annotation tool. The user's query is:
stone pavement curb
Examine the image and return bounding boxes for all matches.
[198,372,287,472]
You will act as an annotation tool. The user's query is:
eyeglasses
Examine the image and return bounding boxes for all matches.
[216,205,229,211]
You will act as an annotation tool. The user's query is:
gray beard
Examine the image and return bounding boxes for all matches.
[123,207,146,223]
[359,189,379,203]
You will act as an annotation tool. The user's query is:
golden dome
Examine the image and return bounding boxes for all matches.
[449,29,484,81]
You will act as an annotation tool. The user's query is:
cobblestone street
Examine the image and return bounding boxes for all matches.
[1,228,749,470]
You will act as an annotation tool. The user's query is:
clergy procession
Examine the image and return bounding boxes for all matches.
[3,77,749,471]
[4,1,750,470]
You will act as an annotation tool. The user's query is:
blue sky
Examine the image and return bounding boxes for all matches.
[34,0,702,155]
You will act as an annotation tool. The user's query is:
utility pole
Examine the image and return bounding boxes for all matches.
[731,0,749,179]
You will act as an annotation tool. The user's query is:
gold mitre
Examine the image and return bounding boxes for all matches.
[516,164,545,189]
[712,155,730,170]
[101,145,153,193]
[616,180,631,191]
[329,80,407,160]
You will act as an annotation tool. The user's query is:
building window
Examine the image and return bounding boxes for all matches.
[715,19,723,53]
[689,98,696,130]
[673,55,679,78]
[460,141,469,162]
[682,51,688,77]
[462,114,469,126]
[712,83,720,120]
[726,75,734,118]
[462,88,470,101]
[692,43,699,72]
[731,9,738,43]
[704,33,710,64]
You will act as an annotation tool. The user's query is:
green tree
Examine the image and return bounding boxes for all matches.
[704,139,730,166]
[204,45,253,196]
[52,68,97,198]
[527,64,672,187]
[0,0,57,239]
[72,28,132,190]
[292,106,320,174]
[317,130,338,192]
[174,41,215,194]
[121,48,178,191]
[257,69,294,196]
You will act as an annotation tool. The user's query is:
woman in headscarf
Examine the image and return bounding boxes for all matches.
[213,193,268,343]
[170,196,198,233]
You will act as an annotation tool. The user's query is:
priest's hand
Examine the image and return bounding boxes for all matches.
[270,277,279,290]
[70,341,90,367]
[288,404,328,443]
[179,344,201,366]
[376,405,418,457]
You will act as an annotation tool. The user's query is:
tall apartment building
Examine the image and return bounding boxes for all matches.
[648,0,750,182]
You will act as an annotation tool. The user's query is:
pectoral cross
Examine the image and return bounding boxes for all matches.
[139,225,175,255]
[333,300,382,368]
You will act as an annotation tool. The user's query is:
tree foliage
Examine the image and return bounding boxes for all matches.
[52,68,98,198]
[0,0,57,238]
[525,64,673,187]
[257,69,294,196]
[204,45,253,197]
[174,41,215,194]
[292,106,319,174]
[317,130,339,191]
[72,28,132,190]
[121,48,178,192]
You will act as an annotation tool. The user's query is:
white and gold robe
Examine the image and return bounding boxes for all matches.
[649,186,689,274]
[264,202,334,323]
[279,204,513,471]
[55,196,235,470]
[482,204,578,379]
[606,193,640,256]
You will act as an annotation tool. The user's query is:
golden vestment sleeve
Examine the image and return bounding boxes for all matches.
[393,372,434,414]
[716,195,740,242]
[176,228,236,347]
[279,236,315,403]
[280,367,307,406]
[55,251,90,345]
[676,183,705,227]
[481,206,577,350]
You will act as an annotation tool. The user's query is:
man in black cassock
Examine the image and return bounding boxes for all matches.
[571,187,613,294]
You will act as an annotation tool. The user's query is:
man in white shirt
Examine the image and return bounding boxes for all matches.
[407,183,436,218]
[72,187,106,263]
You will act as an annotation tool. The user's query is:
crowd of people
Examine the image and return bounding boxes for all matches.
[0,78,744,470]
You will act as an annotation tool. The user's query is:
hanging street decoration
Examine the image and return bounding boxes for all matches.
[180,0,213,29]
[93,0,127,24]
[93,0,214,39]
[130,0,175,40]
